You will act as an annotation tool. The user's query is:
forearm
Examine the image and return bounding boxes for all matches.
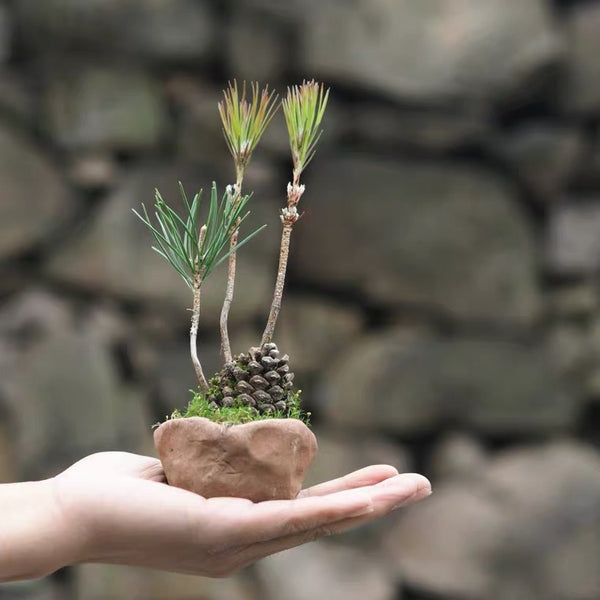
[0,480,77,582]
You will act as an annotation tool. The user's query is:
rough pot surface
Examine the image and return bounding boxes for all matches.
[154,417,318,502]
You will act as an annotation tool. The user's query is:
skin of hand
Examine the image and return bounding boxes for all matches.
[0,452,431,582]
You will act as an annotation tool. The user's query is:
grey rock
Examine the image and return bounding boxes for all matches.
[575,134,600,188]
[386,484,508,599]
[0,290,72,341]
[350,102,491,153]
[0,579,65,600]
[545,323,589,387]
[0,126,73,260]
[294,156,540,325]
[428,431,488,483]
[546,316,600,400]
[582,315,600,397]
[67,153,119,191]
[46,165,189,312]
[144,336,211,417]
[493,124,583,203]
[484,442,600,600]
[15,0,214,62]
[226,0,302,23]
[226,6,286,83]
[545,200,600,275]
[46,163,278,325]
[0,3,11,63]
[0,423,16,483]
[43,65,165,152]
[76,564,250,600]
[0,69,35,125]
[564,3,600,113]
[386,441,600,600]
[485,441,600,520]
[0,303,150,479]
[256,540,397,600]
[305,429,411,488]
[170,77,232,166]
[301,0,561,103]
[545,282,599,319]
[277,296,364,375]
[321,327,576,435]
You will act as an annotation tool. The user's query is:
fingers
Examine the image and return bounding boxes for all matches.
[280,474,431,540]
[232,488,375,545]
[58,452,163,480]
[234,472,430,547]
[231,473,431,570]
[298,465,399,498]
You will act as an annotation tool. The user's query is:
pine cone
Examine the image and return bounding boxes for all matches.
[210,342,297,417]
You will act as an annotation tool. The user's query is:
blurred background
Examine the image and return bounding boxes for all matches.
[1,0,600,598]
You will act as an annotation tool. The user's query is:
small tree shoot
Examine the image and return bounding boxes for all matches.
[136,79,327,425]
[218,82,279,364]
[261,80,329,347]
[134,183,266,391]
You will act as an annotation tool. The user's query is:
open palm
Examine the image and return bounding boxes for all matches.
[52,452,431,577]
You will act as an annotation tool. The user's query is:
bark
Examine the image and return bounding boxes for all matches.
[261,223,293,347]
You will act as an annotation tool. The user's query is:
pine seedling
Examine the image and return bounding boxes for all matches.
[134,183,265,392]
[218,81,280,364]
[261,80,329,346]
[137,80,327,426]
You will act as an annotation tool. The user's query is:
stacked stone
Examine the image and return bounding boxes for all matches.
[209,342,296,416]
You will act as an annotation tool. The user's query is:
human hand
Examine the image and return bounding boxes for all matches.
[48,452,431,578]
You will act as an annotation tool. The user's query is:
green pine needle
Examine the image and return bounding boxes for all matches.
[133,182,266,290]
[218,81,280,180]
[282,80,329,175]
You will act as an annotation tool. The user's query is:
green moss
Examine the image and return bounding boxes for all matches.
[169,388,309,425]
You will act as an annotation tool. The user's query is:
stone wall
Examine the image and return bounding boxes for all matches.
[1,1,600,599]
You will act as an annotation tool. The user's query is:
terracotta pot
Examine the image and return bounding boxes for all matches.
[154,416,318,502]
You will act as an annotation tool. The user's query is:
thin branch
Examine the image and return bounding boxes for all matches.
[135,181,266,392]
[261,183,304,347]
[190,273,209,392]
[217,82,279,364]
[261,223,292,347]
[190,226,209,392]
[261,81,328,346]
[219,182,242,364]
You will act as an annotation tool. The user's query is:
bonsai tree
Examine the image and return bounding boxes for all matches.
[135,80,329,426]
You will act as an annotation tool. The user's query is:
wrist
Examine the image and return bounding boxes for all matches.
[45,476,93,573]
[0,478,82,581]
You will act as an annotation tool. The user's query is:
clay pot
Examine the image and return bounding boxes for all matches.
[154,417,318,502]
